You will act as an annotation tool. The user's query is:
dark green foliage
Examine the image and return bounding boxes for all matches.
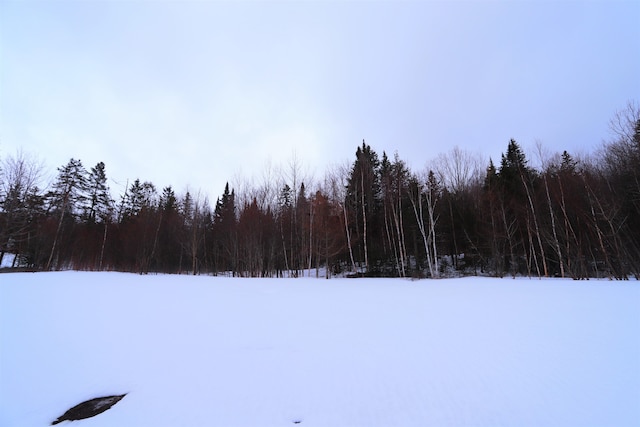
[346,141,382,272]
[83,162,113,224]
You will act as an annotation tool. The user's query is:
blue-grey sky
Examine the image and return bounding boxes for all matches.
[1,0,639,200]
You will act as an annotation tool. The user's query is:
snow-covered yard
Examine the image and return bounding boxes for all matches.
[1,272,639,426]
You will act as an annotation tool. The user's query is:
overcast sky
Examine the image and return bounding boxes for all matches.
[1,0,639,201]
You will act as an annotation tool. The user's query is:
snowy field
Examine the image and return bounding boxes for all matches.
[1,272,639,427]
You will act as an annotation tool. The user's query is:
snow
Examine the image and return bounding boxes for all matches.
[1,272,639,427]
[0,253,16,269]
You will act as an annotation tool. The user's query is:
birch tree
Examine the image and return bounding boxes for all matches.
[346,141,380,274]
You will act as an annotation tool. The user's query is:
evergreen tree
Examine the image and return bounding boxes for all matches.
[278,184,293,209]
[160,186,177,212]
[155,186,180,272]
[346,140,381,273]
[116,179,159,273]
[121,179,157,220]
[84,162,113,224]
[214,183,236,228]
[81,162,114,270]
[560,151,577,174]
[495,139,546,276]
[47,158,88,219]
[45,158,88,270]
[498,139,534,195]
[277,183,294,274]
[212,183,236,273]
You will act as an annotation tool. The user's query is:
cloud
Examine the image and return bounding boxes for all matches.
[2,0,638,202]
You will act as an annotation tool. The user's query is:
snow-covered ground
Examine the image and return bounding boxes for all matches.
[1,272,639,427]
[0,253,16,269]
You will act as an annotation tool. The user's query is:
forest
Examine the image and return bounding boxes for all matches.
[1,103,639,279]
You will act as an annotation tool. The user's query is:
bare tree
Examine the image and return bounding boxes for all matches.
[536,143,566,277]
[435,146,484,194]
[408,170,440,278]
[0,150,45,267]
[181,190,208,275]
[607,100,640,145]
[433,147,484,271]
[380,152,409,277]
[598,101,640,277]
[327,161,357,273]
[277,152,313,276]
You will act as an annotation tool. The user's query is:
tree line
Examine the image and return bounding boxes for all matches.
[1,103,639,279]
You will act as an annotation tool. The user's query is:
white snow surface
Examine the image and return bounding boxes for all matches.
[1,272,639,427]
[0,253,16,269]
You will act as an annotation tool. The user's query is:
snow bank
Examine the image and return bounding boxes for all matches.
[0,253,16,269]
[1,273,639,426]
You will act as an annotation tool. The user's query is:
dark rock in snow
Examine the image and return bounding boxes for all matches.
[51,394,126,425]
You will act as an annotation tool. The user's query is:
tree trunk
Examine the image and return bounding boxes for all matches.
[343,202,357,273]
[360,168,369,273]
[383,201,400,276]
[409,185,433,277]
[148,210,163,274]
[543,174,564,277]
[99,221,108,271]
[426,187,439,278]
[500,201,517,278]
[521,169,547,277]
[47,194,69,271]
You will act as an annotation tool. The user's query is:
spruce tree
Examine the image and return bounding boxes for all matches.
[46,158,88,269]
[213,183,236,273]
[84,162,113,224]
[346,140,381,273]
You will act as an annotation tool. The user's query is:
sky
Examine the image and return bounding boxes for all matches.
[1,0,639,202]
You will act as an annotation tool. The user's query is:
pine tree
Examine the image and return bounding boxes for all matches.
[481,158,503,275]
[47,158,88,219]
[498,139,533,197]
[277,184,293,274]
[160,186,177,212]
[117,179,159,273]
[84,162,113,224]
[346,140,381,273]
[213,183,236,273]
[46,158,88,270]
[214,183,236,229]
[120,179,157,220]
[496,139,548,277]
[83,162,114,270]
